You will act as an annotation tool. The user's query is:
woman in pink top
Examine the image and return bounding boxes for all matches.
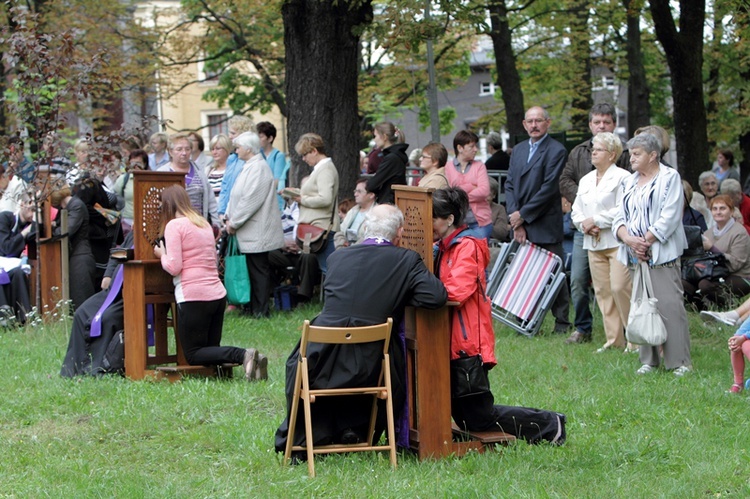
[445,130,492,241]
[154,185,265,381]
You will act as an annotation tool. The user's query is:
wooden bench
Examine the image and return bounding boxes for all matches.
[451,423,516,453]
[155,363,238,382]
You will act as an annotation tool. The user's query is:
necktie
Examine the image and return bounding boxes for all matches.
[528,141,539,164]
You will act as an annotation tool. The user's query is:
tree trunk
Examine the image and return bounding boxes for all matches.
[649,0,708,186]
[282,0,373,200]
[568,0,592,134]
[736,2,750,184]
[488,0,525,140]
[623,0,650,136]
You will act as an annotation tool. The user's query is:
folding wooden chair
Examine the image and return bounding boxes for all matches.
[283,318,397,477]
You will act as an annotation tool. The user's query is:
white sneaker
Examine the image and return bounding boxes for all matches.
[636,364,655,375]
[673,365,691,377]
[700,310,740,327]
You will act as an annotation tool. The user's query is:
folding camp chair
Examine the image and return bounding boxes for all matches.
[487,241,566,337]
[283,318,397,477]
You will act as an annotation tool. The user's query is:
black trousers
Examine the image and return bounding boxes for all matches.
[244,251,271,317]
[0,268,31,323]
[176,297,245,366]
[452,390,565,445]
[268,249,321,299]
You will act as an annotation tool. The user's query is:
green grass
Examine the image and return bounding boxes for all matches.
[2,302,750,497]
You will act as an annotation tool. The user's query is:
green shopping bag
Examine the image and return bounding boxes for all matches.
[223,235,250,305]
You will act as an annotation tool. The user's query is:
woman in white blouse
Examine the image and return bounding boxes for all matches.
[571,133,631,353]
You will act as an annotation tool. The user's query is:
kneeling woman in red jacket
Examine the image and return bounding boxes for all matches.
[433,187,566,444]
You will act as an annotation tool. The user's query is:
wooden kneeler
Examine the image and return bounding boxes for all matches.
[284,318,397,477]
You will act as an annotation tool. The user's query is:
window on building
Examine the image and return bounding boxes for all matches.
[592,75,617,91]
[206,113,229,139]
[479,82,497,97]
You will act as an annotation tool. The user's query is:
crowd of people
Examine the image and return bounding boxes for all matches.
[4,102,750,456]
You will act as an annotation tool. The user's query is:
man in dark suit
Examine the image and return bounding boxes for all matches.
[275,204,447,453]
[505,106,571,334]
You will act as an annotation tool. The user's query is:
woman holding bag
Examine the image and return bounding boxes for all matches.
[154,185,265,381]
[225,131,284,319]
[295,133,339,274]
[612,133,692,376]
[433,188,566,444]
[682,194,750,307]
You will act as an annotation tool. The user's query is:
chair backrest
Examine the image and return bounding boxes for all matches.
[300,318,393,358]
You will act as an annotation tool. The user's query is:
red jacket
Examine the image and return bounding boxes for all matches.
[436,227,496,367]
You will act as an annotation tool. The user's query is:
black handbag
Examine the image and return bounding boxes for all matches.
[450,354,491,398]
[681,252,730,285]
[683,225,703,257]
[682,191,704,257]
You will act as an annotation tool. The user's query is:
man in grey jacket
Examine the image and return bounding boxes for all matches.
[559,103,629,344]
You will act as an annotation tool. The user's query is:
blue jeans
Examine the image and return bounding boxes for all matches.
[570,230,593,336]
[315,231,336,275]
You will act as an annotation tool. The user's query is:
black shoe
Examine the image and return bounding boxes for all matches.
[553,413,566,446]
[339,428,362,445]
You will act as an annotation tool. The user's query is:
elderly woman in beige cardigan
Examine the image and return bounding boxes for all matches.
[225,131,284,318]
[295,133,340,274]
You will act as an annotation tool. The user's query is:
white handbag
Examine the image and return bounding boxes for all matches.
[626,261,668,346]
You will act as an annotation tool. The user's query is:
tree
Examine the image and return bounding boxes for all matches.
[487,0,526,137]
[704,0,750,177]
[649,0,708,183]
[622,0,651,136]
[1,5,153,312]
[154,0,287,117]
[1,0,157,138]
[282,0,374,198]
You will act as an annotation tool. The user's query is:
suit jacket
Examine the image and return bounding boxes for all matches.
[505,136,568,244]
[0,211,35,257]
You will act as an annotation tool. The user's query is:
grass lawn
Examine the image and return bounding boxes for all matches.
[1,301,749,497]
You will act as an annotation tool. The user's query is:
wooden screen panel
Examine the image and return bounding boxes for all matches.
[393,185,435,272]
[131,170,185,261]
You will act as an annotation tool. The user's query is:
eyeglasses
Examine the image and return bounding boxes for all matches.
[420,155,433,160]
[353,189,367,194]
[591,147,609,153]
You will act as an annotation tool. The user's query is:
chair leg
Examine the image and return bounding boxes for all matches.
[383,357,397,468]
[283,361,303,466]
[301,366,316,477]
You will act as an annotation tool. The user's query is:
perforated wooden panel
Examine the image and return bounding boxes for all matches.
[131,171,185,261]
[393,185,435,273]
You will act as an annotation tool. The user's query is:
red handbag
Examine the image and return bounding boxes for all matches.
[296,223,328,254]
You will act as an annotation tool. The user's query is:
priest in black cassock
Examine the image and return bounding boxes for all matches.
[60,230,134,377]
[275,204,447,453]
